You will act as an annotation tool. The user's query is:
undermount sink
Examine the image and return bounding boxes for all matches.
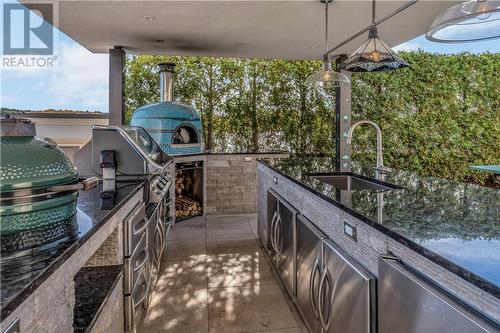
[310,173,401,192]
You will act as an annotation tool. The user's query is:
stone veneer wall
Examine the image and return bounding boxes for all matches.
[84,227,123,267]
[257,162,500,323]
[173,153,288,218]
[0,190,142,333]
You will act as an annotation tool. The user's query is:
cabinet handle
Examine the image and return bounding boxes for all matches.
[318,267,332,331]
[272,210,280,255]
[270,210,278,252]
[276,215,283,258]
[273,212,282,261]
[309,257,321,319]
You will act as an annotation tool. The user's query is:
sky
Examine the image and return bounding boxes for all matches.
[1,1,499,114]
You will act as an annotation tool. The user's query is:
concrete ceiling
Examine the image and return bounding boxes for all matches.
[23,0,459,60]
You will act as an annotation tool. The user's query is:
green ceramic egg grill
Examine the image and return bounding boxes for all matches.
[0,117,79,252]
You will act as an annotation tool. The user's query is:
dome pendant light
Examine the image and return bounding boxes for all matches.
[344,0,409,72]
[426,0,500,43]
[305,0,350,88]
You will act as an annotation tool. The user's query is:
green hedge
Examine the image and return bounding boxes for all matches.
[125,52,500,185]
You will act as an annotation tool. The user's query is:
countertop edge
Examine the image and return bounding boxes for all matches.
[0,181,145,321]
[257,160,500,299]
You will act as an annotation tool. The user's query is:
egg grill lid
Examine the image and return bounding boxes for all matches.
[1,136,78,192]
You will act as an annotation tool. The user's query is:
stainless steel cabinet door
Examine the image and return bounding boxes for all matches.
[321,240,375,333]
[275,198,298,296]
[378,257,499,333]
[296,215,326,333]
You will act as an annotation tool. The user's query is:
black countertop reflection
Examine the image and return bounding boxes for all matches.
[0,180,144,321]
[260,157,500,298]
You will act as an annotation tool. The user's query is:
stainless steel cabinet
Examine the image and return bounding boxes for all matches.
[378,256,499,333]
[321,240,375,333]
[296,215,375,333]
[267,190,298,297]
[296,214,326,333]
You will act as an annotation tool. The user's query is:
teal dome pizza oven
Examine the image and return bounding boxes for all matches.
[0,117,80,252]
[131,63,203,155]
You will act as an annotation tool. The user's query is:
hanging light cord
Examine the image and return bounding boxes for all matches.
[326,0,419,56]
[372,0,376,25]
[325,0,329,54]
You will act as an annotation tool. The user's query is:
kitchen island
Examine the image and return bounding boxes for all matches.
[257,157,500,331]
[0,180,145,333]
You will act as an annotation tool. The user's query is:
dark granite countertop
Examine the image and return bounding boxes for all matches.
[0,180,144,321]
[260,157,500,298]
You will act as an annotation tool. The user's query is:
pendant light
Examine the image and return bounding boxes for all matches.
[344,0,409,72]
[426,0,500,42]
[305,0,350,88]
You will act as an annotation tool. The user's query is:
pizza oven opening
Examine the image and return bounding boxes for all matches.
[172,124,200,146]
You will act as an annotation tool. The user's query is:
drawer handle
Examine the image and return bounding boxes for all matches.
[127,202,145,223]
[133,278,150,308]
[134,250,149,272]
[133,218,148,235]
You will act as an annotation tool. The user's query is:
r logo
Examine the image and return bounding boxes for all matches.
[3,3,54,55]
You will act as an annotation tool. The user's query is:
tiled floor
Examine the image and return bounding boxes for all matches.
[139,214,307,333]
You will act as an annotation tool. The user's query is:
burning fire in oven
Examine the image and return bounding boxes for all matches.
[175,162,203,219]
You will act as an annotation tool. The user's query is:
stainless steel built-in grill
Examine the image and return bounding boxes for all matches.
[75,125,173,333]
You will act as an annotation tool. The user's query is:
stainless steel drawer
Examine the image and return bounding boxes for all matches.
[124,266,150,333]
[124,232,148,295]
[124,202,147,257]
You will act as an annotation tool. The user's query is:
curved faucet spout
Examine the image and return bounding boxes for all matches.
[346,120,390,179]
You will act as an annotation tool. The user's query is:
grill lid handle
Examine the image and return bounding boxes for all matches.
[49,176,99,192]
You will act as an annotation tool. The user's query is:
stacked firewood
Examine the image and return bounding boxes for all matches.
[175,172,202,218]
[175,196,201,218]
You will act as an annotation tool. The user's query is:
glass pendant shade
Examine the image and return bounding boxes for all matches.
[305,56,351,87]
[345,26,409,72]
[305,0,350,88]
[426,0,500,42]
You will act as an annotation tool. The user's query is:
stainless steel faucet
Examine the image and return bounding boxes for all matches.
[346,120,391,180]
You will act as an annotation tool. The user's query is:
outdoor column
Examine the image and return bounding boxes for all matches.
[109,46,125,125]
[334,55,352,172]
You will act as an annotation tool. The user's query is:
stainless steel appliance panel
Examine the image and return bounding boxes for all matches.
[321,240,375,333]
[296,214,326,333]
[275,197,298,297]
[378,256,499,333]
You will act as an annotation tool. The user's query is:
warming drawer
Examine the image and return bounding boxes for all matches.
[378,256,499,333]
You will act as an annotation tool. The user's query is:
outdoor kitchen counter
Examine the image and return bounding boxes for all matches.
[259,157,500,299]
[0,180,145,321]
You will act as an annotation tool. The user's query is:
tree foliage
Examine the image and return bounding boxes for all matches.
[125,52,500,185]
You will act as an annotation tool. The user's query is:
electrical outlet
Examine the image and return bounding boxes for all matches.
[343,221,357,241]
